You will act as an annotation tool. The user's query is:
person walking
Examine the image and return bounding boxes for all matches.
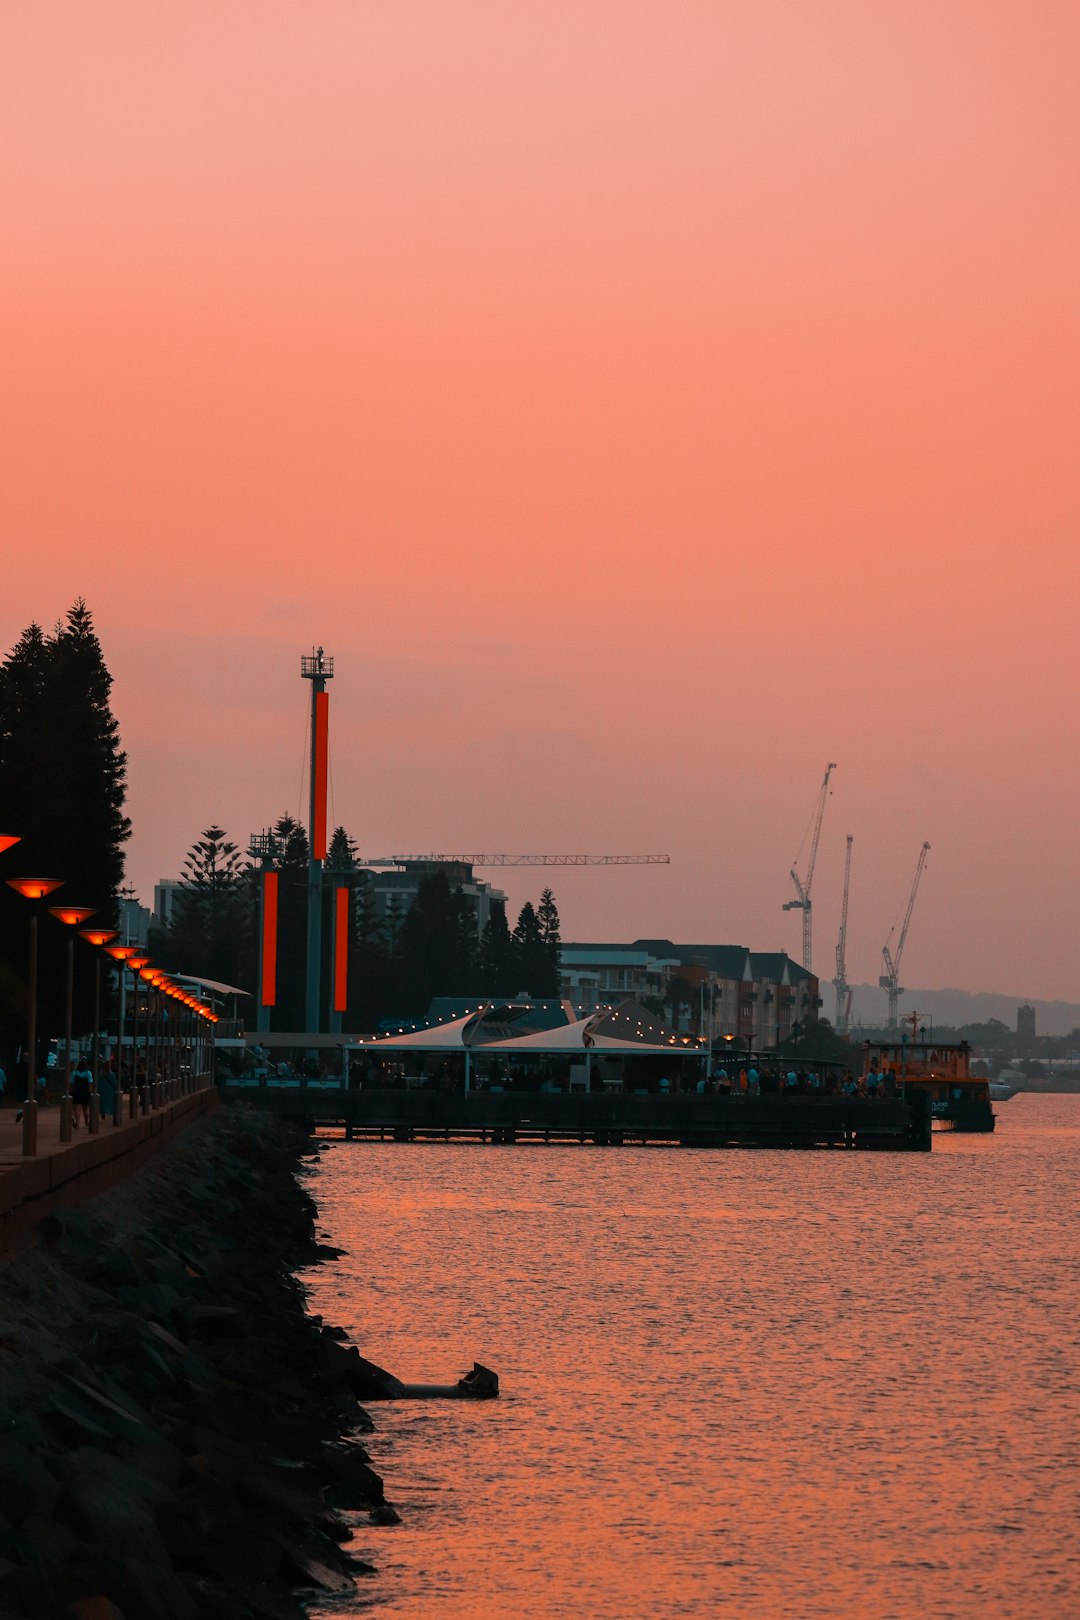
[98,1058,116,1118]
[71,1057,93,1128]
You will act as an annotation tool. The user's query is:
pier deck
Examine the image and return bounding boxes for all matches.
[220,1086,932,1150]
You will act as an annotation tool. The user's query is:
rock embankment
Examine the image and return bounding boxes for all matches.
[0,1109,395,1620]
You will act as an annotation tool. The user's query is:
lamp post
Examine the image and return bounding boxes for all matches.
[5,878,64,1156]
[104,944,137,1124]
[128,946,152,1114]
[79,928,117,1131]
[48,906,96,1142]
[145,972,168,1104]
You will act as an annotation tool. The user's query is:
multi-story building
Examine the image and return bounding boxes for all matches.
[360,860,508,943]
[558,943,682,1006]
[1016,1003,1036,1055]
[152,879,183,933]
[560,939,820,1050]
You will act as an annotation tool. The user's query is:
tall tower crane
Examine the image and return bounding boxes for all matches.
[782,762,837,972]
[879,841,931,1030]
[832,834,854,1032]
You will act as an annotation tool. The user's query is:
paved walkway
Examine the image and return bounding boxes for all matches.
[0,1096,147,1172]
[0,1082,218,1249]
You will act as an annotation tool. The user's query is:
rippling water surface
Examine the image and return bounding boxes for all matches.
[303,1094,1079,1619]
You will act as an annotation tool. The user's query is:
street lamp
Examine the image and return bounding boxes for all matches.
[127,956,151,1113]
[5,878,64,1156]
[145,971,170,1103]
[0,836,22,857]
[104,944,137,1124]
[139,965,159,1110]
[48,906,96,1142]
[79,928,117,1129]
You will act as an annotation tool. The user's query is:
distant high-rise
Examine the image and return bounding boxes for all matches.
[1016,1004,1036,1054]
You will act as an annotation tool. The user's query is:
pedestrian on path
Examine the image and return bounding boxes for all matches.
[71,1059,93,1127]
[98,1061,116,1117]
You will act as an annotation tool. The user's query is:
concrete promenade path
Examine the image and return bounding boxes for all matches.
[0,1081,218,1250]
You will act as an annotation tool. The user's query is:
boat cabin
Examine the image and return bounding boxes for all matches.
[861,1040,995,1132]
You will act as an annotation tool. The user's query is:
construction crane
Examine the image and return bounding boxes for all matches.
[782,762,837,972]
[832,833,854,1032]
[359,854,670,868]
[879,841,931,1030]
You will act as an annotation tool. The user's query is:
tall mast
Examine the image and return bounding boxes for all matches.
[301,647,333,1033]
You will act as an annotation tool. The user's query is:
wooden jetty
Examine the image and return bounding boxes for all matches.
[221,1085,932,1151]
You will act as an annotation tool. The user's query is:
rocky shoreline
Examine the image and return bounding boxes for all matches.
[0,1108,397,1620]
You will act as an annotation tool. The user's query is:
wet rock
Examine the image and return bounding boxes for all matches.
[321,1441,386,1509]
[185,1303,252,1341]
[67,1595,127,1620]
[0,1435,59,1524]
[67,1596,127,1620]
[0,1110,405,1618]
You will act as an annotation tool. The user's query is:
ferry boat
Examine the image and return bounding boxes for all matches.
[861,1039,995,1132]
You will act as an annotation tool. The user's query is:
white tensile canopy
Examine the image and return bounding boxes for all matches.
[480,1017,596,1052]
[363,1012,480,1050]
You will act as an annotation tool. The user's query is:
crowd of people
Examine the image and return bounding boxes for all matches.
[695,1063,898,1098]
[0,1048,189,1125]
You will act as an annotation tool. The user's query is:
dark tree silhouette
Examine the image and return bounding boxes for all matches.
[536,887,562,993]
[153,827,250,989]
[272,814,310,1030]
[395,870,476,1014]
[512,900,553,997]
[478,902,515,997]
[0,602,130,1062]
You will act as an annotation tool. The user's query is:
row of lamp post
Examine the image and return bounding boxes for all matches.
[2,834,220,1157]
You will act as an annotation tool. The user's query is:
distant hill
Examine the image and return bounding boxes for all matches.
[848,985,1080,1038]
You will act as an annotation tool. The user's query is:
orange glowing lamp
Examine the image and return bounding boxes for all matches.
[48,906,97,928]
[139,967,159,983]
[0,836,21,857]
[105,944,137,962]
[127,955,151,972]
[6,878,64,901]
[79,928,118,947]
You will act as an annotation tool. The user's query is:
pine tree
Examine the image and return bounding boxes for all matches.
[512,900,549,997]
[52,600,131,904]
[396,870,473,1014]
[0,603,131,1053]
[273,814,309,1030]
[536,887,562,995]
[159,827,250,987]
[349,870,391,1032]
[478,902,515,998]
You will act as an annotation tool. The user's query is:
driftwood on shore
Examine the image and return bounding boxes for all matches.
[0,1109,399,1620]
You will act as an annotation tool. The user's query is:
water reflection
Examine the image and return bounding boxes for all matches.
[305,1095,1080,1619]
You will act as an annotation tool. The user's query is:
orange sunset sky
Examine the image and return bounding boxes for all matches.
[3,2,1078,1008]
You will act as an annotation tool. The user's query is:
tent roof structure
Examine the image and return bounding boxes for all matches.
[175,974,251,998]
[362,1012,481,1050]
[481,1017,596,1052]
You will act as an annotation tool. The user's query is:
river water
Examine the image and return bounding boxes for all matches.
[303,1094,1079,1619]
